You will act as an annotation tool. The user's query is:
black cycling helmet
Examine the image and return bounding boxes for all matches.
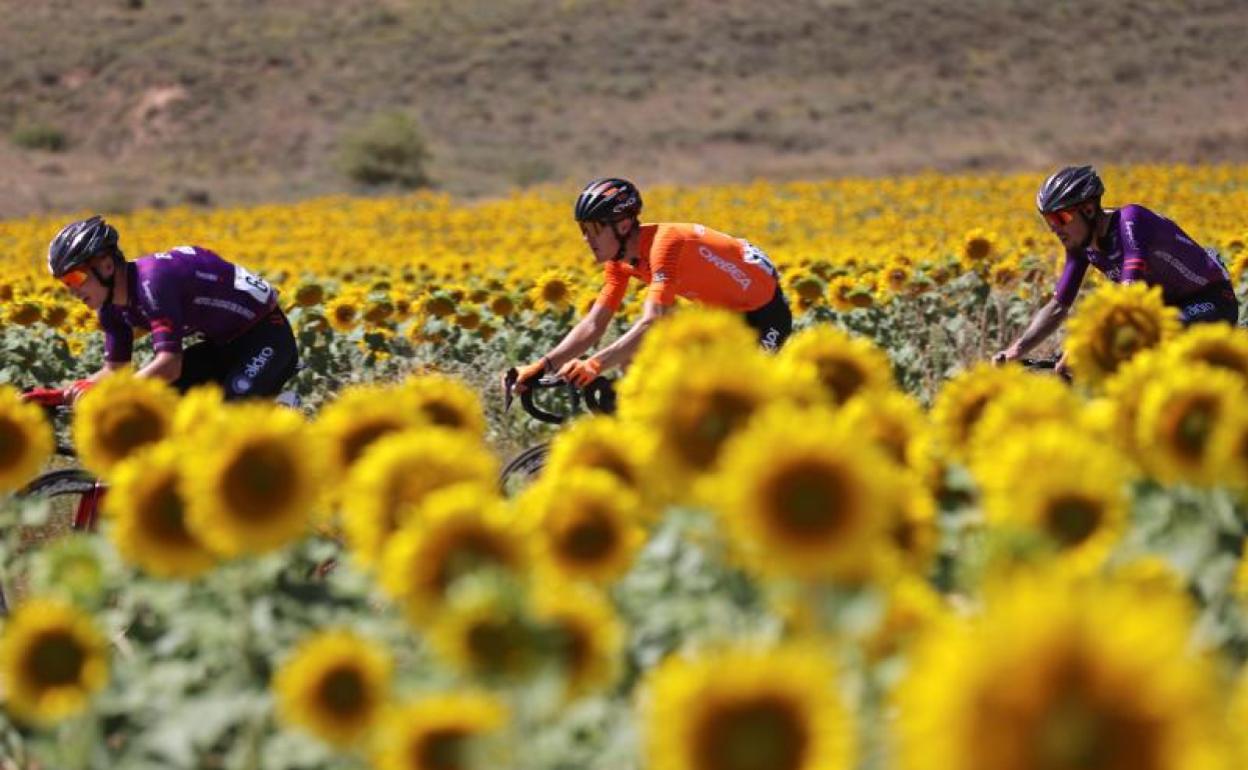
[1035,165,1105,213]
[574,177,642,223]
[47,215,121,277]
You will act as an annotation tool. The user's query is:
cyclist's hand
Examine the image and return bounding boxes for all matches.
[992,348,1019,366]
[508,358,549,395]
[558,357,602,388]
[66,378,94,405]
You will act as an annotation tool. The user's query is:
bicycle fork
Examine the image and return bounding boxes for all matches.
[73,483,106,532]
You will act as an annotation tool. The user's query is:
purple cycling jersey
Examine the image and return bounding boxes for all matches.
[100,246,278,362]
[1052,204,1229,307]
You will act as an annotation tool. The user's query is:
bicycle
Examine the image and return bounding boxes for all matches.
[498,368,616,494]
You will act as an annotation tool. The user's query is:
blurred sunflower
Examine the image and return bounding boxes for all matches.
[1100,348,1168,456]
[712,406,892,582]
[106,442,216,578]
[313,384,420,481]
[779,326,894,406]
[529,270,575,313]
[787,269,827,309]
[373,693,508,770]
[341,427,498,567]
[644,644,855,770]
[880,468,940,577]
[977,425,1130,574]
[421,291,458,319]
[1064,283,1180,386]
[293,280,326,308]
[401,372,487,439]
[1162,323,1248,383]
[183,405,323,556]
[273,630,392,749]
[533,581,623,698]
[488,292,516,318]
[8,300,42,327]
[519,469,645,585]
[987,257,1021,292]
[967,375,1084,466]
[861,576,947,663]
[835,390,928,469]
[543,415,653,500]
[617,308,758,406]
[0,598,109,725]
[876,257,912,300]
[895,571,1228,770]
[0,384,53,492]
[960,228,997,270]
[170,384,226,439]
[378,483,527,622]
[73,372,178,478]
[1135,366,1245,486]
[325,294,361,332]
[428,585,538,681]
[928,363,1027,461]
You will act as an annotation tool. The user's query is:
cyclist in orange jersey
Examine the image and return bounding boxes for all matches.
[507,177,791,392]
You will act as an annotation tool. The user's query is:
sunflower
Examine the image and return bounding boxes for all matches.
[529,270,575,313]
[378,483,527,621]
[880,468,940,577]
[928,363,1027,462]
[182,404,324,557]
[616,307,758,407]
[644,644,855,770]
[1100,348,1169,456]
[788,270,827,309]
[1064,282,1181,386]
[73,371,178,478]
[1161,323,1248,383]
[0,598,109,725]
[314,384,421,480]
[401,372,488,439]
[373,693,509,770]
[876,257,912,299]
[861,576,948,663]
[1134,366,1245,486]
[960,228,996,270]
[895,571,1229,770]
[711,406,892,582]
[273,629,392,748]
[826,275,862,312]
[518,469,645,585]
[835,389,928,469]
[488,292,516,318]
[105,442,216,578]
[341,427,498,567]
[325,293,361,333]
[0,385,53,492]
[966,375,1084,467]
[543,415,654,500]
[8,300,42,327]
[778,326,895,406]
[421,290,458,319]
[532,581,623,697]
[170,383,226,439]
[977,426,1130,574]
[292,280,325,308]
[364,295,396,325]
[427,585,539,681]
[988,257,1021,291]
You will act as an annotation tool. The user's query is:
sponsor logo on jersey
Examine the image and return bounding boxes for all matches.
[142,279,158,307]
[232,375,253,394]
[697,245,752,291]
[244,346,275,379]
[654,271,668,284]
[192,296,257,320]
[195,271,219,282]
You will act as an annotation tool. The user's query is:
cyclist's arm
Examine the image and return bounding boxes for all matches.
[134,350,184,384]
[998,298,1068,360]
[590,297,670,371]
[543,301,615,370]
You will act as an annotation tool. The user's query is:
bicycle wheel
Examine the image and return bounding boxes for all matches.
[498,442,550,495]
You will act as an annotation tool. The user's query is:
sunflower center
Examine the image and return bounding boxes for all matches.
[0,414,29,470]
[551,622,591,680]
[433,529,512,592]
[694,695,810,770]
[1042,495,1103,548]
[764,459,853,545]
[415,728,470,770]
[965,238,992,262]
[1092,308,1160,373]
[318,665,367,716]
[1167,397,1217,461]
[674,389,758,469]
[146,474,198,548]
[542,282,568,303]
[581,446,636,486]
[421,401,465,429]
[559,508,618,564]
[466,617,528,676]
[1194,349,1247,376]
[1034,688,1161,770]
[222,440,298,519]
[100,403,165,460]
[815,359,866,404]
[29,630,86,688]
[956,394,992,446]
[342,420,404,467]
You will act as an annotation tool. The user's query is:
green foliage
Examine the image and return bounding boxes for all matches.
[338,111,432,189]
[10,122,68,152]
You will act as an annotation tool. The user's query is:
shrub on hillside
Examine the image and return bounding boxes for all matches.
[338,111,432,188]
[11,122,67,152]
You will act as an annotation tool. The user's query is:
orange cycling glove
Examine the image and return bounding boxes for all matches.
[67,378,94,404]
[557,357,602,388]
[512,357,551,393]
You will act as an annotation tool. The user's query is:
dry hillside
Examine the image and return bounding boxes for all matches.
[2,0,1246,216]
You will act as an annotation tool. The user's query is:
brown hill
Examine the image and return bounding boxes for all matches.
[2,0,1246,217]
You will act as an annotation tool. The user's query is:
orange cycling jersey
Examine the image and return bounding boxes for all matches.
[596,223,779,313]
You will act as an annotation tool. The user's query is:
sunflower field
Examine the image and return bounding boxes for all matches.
[2,165,1248,769]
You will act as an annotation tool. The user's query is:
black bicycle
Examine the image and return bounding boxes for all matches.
[498,369,616,494]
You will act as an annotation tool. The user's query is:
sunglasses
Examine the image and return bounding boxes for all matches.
[58,268,90,289]
[1041,208,1079,228]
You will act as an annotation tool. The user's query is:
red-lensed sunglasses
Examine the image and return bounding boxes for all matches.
[1041,208,1079,228]
[58,268,90,289]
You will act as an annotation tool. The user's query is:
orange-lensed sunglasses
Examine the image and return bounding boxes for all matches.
[1041,208,1078,228]
[58,268,90,289]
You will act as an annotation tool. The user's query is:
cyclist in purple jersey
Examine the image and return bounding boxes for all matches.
[994,166,1239,371]
[47,215,298,401]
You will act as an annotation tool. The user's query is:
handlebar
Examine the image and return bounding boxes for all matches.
[22,387,69,408]
[503,368,617,425]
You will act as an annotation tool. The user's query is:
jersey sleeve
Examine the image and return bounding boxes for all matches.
[595,262,629,312]
[646,232,682,306]
[1053,251,1090,307]
[99,306,134,363]
[1117,206,1151,283]
[140,263,186,354]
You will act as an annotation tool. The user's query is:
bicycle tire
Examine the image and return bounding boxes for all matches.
[498,443,550,495]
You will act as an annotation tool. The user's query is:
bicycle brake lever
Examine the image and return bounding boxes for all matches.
[503,368,518,413]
